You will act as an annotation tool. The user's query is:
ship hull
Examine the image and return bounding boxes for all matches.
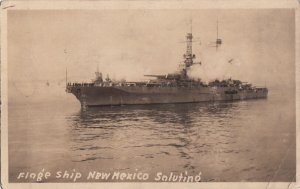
[67,86,268,107]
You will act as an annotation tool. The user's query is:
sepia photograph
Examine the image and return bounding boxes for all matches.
[1,1,298,188]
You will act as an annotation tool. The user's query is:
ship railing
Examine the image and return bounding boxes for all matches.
[67,82,95,87]
[67,81,213,89]
[67,82,122,87]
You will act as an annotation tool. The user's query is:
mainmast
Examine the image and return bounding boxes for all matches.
[216,19,222,51]
[94,64,103,84]
[66,68,68,87]
[65,67,68,92]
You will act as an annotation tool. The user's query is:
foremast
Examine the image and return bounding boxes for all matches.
[181,31,199,79]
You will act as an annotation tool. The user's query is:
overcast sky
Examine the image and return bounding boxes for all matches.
[7,9,295,102]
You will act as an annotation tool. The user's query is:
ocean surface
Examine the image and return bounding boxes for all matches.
[8,89,296,182]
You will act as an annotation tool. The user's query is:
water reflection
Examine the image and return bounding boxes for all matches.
[9,93,296,182]
[69,101,239,126]
[66,101,244,178]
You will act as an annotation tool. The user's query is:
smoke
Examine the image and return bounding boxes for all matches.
[188,50,244,83]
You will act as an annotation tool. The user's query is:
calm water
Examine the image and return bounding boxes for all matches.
[9,91,295,182]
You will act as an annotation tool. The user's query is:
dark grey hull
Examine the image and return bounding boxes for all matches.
[67,86,268,107]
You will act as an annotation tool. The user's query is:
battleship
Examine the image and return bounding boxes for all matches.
[66,27,268,107]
